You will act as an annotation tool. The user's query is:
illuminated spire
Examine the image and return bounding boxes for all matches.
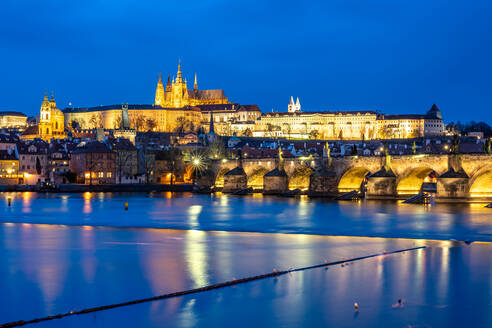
[43,90,48,101]
[194,73,198,90]
[155,72,165,106]
[166,73,171,92]
[176,59,183,83]
[50,91,55,102]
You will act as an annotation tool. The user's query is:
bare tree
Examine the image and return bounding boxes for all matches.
[242,128,253,137]
[133,114,146,131]
[89,113,103,129]
[115,151,133,184]
[113,116,122,129]
[309,129,319,140]
[146,118,157,131]
[174,116,194,133]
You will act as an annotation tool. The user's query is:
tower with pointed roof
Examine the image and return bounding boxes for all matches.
[155,72,165,106]
[22,91,66,142]
[154,60,228,108]
[288,96,301,113]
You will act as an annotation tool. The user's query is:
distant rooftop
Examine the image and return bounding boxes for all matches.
[0,111,27,117]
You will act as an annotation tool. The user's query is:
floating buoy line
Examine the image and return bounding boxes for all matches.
[0,246,425,327]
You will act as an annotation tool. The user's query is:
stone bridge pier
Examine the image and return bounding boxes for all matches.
[209,154,492,200]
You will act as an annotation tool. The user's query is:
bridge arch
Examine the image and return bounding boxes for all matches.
[338,167,371,193]
[214,167,231,188]
[247,167,270,190]
[469,166,492,198]
[288,167,314,191]
[396,166,436,195]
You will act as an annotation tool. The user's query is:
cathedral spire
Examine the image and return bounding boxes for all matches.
[176,59,183,83]
[166,73,171,92]
[155,72,165,106]
[194,73,198,90]
[43,90,48,101]
[50,91,55,102]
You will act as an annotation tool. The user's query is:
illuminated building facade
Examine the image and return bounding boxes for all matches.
[253,109,379,140]
[250,99,444,140]
[155,61,228,107]
[20,92,66,141]
[0,150,21,184]
[377,104,444,139]
[70,141,116,184]
[0,111,27,130]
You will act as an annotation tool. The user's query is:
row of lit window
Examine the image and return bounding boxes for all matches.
[84,172,112,178]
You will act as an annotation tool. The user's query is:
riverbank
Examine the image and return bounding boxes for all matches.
[0,183,194,193]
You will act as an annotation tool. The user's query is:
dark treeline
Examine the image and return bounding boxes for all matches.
[447,121,492,137]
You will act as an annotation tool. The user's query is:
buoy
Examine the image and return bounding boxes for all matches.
[7,197,11,206]
[125,202,128,211]
[354,302,359,311]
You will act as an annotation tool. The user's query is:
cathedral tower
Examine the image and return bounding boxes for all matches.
[155,72,165,106]
[288,96,301,113]
[153,60,228,108]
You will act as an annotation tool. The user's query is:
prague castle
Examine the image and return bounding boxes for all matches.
[63,61,239,133]
[154,60,228,108]
[10,61,444,141]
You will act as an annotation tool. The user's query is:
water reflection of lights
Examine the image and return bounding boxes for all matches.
[83,193,93,214]
[188,205,203,229]
[297,196,312,218]
[20,192,33,213]
[185,230,209,288]
[437,241,451,301]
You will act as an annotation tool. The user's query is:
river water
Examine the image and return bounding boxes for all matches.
[0,192,491,327]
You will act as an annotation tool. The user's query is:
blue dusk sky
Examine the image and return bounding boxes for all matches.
[0,0,491,123]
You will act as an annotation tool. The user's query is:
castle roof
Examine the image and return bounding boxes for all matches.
[63,104,203,114]
[378,114,425,120]
[262,110,378,117]
[238,105,261,112]
[425,104,443,119]
[63,104,164,113]
[188,89,226,100]
[0,111,27,117]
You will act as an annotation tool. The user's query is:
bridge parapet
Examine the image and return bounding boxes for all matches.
[210,154,492,199]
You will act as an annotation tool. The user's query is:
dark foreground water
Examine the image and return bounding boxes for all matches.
[0,192,491,327]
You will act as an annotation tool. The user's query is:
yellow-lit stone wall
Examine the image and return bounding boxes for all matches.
[253,111,378,140]
[0,114,27,129]
[64,107,203,133]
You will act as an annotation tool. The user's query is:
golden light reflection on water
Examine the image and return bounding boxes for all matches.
[188,205,202,229]
[81,226,96,283]
[437,241,451,301]
[185,230,209,288]
[83,192,93,214]
[297,195,312,218]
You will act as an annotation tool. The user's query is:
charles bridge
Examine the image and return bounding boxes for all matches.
[198,154,492,200]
